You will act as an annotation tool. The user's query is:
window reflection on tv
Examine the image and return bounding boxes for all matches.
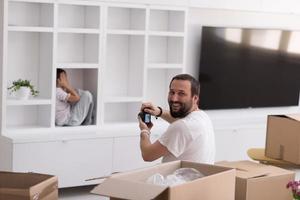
[199,26,300,109]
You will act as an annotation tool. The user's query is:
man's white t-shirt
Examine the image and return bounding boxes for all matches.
[158,110,215,164]
[55,87,70,126]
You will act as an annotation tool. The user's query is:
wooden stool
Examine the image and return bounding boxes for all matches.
[247,148,300,168]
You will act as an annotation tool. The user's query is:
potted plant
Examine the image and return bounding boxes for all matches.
[7,79,39,100]
[287,180,300,200]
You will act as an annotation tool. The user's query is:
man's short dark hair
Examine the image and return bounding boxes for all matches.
[170,74,200,97]
[57,68,66,80]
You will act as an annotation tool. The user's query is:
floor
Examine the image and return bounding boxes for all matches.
[59,185,108,200]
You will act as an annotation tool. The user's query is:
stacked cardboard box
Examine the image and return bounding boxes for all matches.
[217,160,295,200]
[0,171,58,200]
[265,114,300,164]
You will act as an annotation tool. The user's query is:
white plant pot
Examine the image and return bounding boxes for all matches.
[15,87,31,100]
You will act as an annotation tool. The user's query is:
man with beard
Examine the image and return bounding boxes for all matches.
[138,74,215,164]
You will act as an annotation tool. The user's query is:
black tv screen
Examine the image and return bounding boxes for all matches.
[199,26,300,109]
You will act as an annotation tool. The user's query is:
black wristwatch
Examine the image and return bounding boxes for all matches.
[155,106,163,119]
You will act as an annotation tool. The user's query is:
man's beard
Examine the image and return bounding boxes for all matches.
[169,100,193,118]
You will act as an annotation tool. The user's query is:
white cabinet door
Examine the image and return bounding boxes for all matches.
[112,136,161,173]
[13,138,113,188]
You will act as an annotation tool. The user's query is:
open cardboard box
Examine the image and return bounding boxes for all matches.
[217,160,295,200]
[91,160,236,200]
[265,114,300,164]
[0,171,58,200]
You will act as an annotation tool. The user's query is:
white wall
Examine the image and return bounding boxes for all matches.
[185,6,300,161]
[186,7,300,77]
[189,0,300,14]
[105,0,188,6]
[186,7,300,130]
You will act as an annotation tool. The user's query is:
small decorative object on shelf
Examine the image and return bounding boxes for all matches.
[287,180,300,200]
[7,79,39,100]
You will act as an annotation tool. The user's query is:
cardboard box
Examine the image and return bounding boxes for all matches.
[217,160,295,200]
[0,171,58,200]
[265,114,300,164]
[91,160,236,200]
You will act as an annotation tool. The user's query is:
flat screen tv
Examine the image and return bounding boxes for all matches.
[199,26,300,109]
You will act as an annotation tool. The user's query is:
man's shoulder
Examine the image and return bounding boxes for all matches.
[186,110,207,120]
[169,110,210,128]
[182,110,212,127]
[168,118,187,131]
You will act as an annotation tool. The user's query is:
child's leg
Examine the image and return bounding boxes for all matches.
[66,90,93,126]
[82,97,94,125]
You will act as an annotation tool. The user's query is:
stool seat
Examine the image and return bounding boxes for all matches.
[247,148,300,168]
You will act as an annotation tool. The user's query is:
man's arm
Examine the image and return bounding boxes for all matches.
[158,107,177,124]
[140,131,169,161]
[138,117,170,161]
[142,102,177,124]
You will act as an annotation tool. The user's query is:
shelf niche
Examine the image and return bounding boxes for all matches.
[107,7,145,31]
[105,34,144,98]
[57,68,99,126]
[7,31,53,99]
[149,9,185,32]
[146,68,183,109]
[104,102,141,123]
[57,33,99,63]
[58,4,100,29]
[148,36,184,64]
[8,1,54,27]
[6,105,52,130]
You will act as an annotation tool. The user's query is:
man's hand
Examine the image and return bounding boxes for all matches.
[141,102,177,124]
[141,102,161,117]
[138,115,153,131]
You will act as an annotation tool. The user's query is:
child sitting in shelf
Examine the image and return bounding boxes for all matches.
[56,68,94,126]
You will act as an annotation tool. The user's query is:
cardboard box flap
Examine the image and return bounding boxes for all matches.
[286,114,300,122]
[270,114,300,121]
[216,160,262,171]
[91,177,168,200]
[216,161,272,179]
[30,176,58,199]
[237,169,269,179]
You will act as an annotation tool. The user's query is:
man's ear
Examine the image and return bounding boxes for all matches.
[193,95,199,104]
[193,94,198,101]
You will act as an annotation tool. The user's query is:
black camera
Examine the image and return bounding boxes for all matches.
[138,111,151,124]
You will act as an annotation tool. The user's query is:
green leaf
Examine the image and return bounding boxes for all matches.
[7,79,39,97]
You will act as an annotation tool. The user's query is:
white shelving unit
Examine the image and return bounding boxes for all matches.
[0,0,187,187]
